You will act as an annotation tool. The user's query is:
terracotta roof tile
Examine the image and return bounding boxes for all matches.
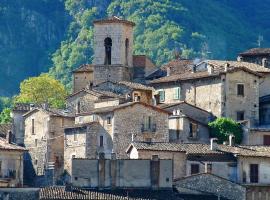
[118,81,154,91]
[0,137,26,151]
[39,187,176,200]
[129,142,270,158]
[73,64,93,73]
[239,48,270,56]
[12,103,31,112]
[206,60,270,73]
[160,59,193,75]
[150,71,217,84]
[93,16,135,26]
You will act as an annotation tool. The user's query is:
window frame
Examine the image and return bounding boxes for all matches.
[173,87,181,100]
[237,83,245,96]
[236,111,245,121]
[191,164,200,175]
[250,164,259,183]
[158,90,165,102]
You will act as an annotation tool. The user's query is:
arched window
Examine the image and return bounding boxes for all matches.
[104,37,112,65]
[125,38,129,65]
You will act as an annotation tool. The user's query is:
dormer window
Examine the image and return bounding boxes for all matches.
[104,37,112,65]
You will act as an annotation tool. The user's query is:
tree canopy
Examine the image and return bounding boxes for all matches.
[208,117,243,144]
[15,74,68,109]
[0,108,11,124]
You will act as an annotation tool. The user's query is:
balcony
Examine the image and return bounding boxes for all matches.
[141,124,156,133]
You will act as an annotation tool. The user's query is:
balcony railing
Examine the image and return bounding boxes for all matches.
[141,124,156,133]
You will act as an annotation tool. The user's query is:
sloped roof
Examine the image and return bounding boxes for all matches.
[206,60,270,73]
[0,124,12,138]
[160,59,193,74]
[40,187,177,200]
[118,81,154,91]
[128,142,270,158]
[72,64,93,73]
[67,88,120,99]
[158,101,213,125]
[150,71,218,84]
[12,103,31,112]
[239,48,270,56]
[23,107,75,118]
[79,102,170,116]
[93,16,135,26]
[0,137,26,152]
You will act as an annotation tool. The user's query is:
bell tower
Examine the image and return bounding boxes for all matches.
[93,16,135,85]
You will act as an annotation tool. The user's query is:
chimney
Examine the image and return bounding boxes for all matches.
[229,134,235,146]
[262,58,268,67]
[224,63,230,72]
[237,56,243,62]
[6,131,12,144]
[191,64,196,73]
[167,67,171,76]
[30,103,35,111]
[207,65,214,74]
[210,138,218,151]
[42,103,49,110]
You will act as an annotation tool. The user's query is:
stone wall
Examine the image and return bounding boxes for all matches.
[93,23,133,67]
[174,173,246,200]
[66,91,99,113]
[0,188,39,200]
[72,158,172,189]
[246,185,270,200]
[168,116,209,143]
[24,110,74,186]
[113,103,169,158]
[224,70,259,125]
[73,71,93,93]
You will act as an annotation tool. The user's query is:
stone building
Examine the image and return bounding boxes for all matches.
[127,141,270,185]
[11,103,32,146]
[160,58,193,76]
[238,48,270,68]
[159,102,213,143]
[0,133,26,187]
[64,101,170,173]
[133,55,156,83]
[151,62,263,127]
[95,81,154,104]
[23,107,74,186]
[72,64,93,93]
[66,88,121,114]
[93,16,135,85]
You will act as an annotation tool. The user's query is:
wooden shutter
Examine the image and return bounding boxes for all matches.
[250,164,259,183]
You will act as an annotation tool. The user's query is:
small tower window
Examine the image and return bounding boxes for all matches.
[125,38,129,65]
[104,37,112,65]
[77,101,81,114]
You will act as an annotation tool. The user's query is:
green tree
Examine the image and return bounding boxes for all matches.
[0,108,12,124]
[0,97,12,112]
[208,118,243,144]
[15,74,68,109]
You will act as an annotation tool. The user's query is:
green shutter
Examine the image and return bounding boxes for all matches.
[174,87,181,100]
[159,90,165,102]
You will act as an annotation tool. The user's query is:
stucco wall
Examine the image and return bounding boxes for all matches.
[72,158,172,189]
[238,156,270,184]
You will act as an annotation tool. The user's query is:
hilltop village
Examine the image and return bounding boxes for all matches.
[1,17,270,200]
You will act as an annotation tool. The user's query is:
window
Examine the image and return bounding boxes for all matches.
[237,111,245,121]
[173,87,181,100]
[107,116,111,125]
[104,37,112,65]
[35,139,38,147]
[61,118,64,127]
[250,164,259,183]
[32,119,35,134]
[264,135,270,145]
[158,90,165,102]
[134,93,141,102]
[99,136,103,147]
[125,38,129,65]
[35,160,38,165]
[237,84,244,96]
[189,123,198,138]
[191,164,199,175]
[74,133,77,141]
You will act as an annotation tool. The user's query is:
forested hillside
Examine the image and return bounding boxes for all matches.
[1,0,270,96]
